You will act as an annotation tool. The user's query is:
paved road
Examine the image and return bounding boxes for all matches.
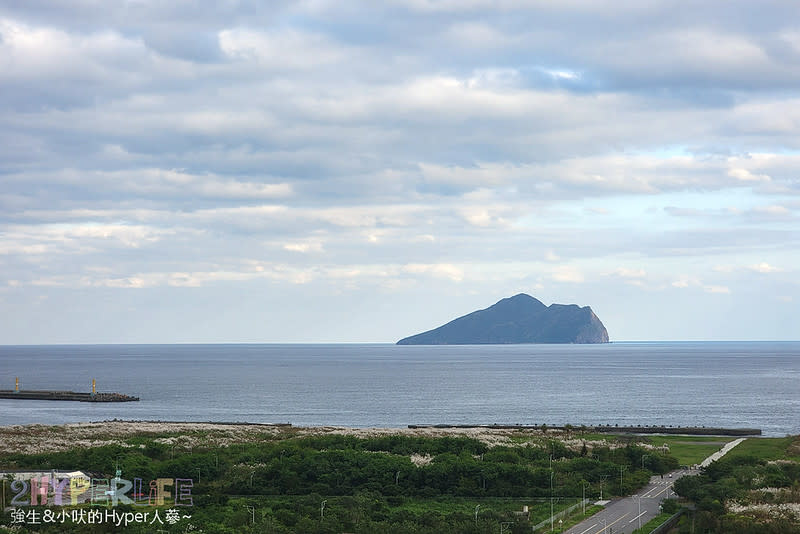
[562,438,746,534]
[562,470,689,534]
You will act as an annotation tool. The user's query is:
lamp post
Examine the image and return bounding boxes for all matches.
[474,505,480,527]
[582,481,590,515]
[245,505,255,524]
[633,494,642,530]
[320,499,327,520]
[550,470,554,531]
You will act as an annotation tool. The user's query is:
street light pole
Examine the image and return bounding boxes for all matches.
[245,505,255,524]
[634,495,641,529]
[474,504,480,526]
[582,481,590,515]
[320,499,327,520]
[550,470,554,531]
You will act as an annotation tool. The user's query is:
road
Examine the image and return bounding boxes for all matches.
[562,470,688,534]
[562,438,745,534]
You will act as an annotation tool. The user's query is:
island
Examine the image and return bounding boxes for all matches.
[396,293,609,344]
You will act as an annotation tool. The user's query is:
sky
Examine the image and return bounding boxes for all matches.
[1,1,798,343]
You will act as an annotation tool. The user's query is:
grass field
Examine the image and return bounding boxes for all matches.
[573,433,737,466]
[643,435,737,466]
[724,436,800,461]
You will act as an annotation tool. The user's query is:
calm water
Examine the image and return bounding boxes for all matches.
[0,342,798,436]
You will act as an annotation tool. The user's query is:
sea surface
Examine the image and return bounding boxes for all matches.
[1,342,798,436]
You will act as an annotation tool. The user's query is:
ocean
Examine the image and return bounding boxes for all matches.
[0,342,798,436]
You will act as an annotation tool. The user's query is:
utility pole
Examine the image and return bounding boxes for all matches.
[320,499,327,520]
[474,504,480,527]
[246,505,255,524]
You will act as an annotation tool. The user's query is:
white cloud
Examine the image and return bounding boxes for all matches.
[672,277,698,289]
[704,285,731,294]
[752,205,790,217]
[608,267,646,279]
[445,23,514,49]
[672,277,731,295]
[551,265,584,283]
[728,168,771,182]
[748,262,781,273]
[402,263,464,282]
[218,27,345,69]
[283,241,324,253]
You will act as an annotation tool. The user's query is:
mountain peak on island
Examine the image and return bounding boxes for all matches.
[396,294,609,345]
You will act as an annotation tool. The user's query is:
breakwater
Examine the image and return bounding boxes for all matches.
[407,424,761,436]
[0,390,139,402]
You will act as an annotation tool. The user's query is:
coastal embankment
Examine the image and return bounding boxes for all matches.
[408,424,761,436]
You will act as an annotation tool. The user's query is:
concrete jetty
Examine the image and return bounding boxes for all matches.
[0,390,139,402]
[407,424,761,436]
[0,378,139,402]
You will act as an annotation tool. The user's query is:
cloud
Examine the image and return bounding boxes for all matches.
[608,268,647,279]
[218,28,346,69]
[748,262,782,273]
[728,167,771,182]
[551,266,584,283]
[402,263,464,282]
[283,241,324,253]
[671,277,697,289]
[704,285,731,294]
[2,1,800,341]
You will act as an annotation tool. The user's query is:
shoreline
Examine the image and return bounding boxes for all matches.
[0,420,768,456]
